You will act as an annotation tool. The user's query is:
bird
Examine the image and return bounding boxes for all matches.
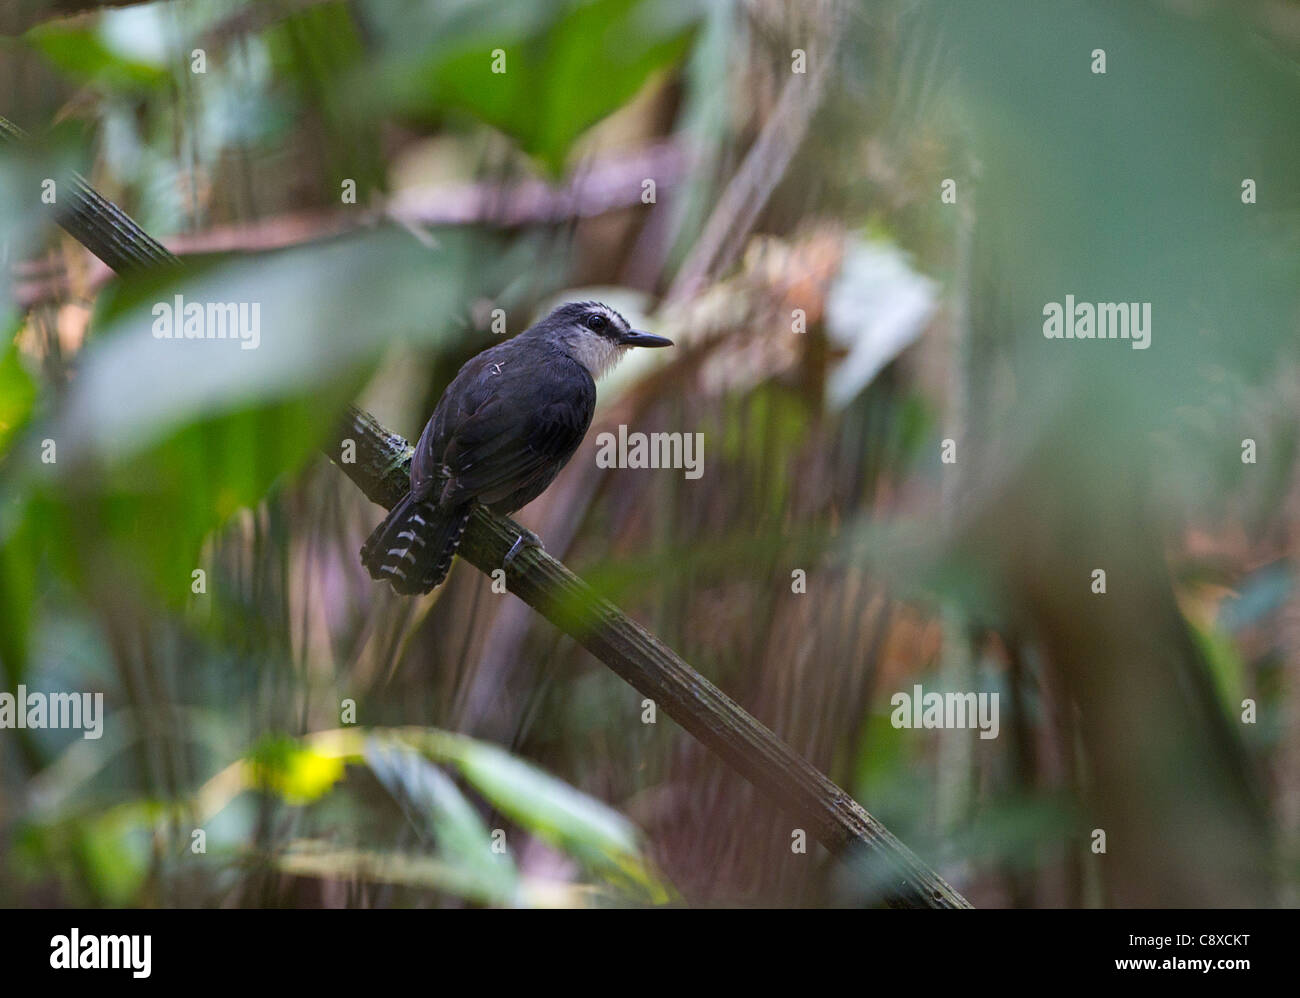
[361,300,673,594]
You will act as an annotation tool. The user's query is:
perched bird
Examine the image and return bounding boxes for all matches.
[362,301,673,594]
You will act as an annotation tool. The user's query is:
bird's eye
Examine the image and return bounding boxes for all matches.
[585,313,607,331]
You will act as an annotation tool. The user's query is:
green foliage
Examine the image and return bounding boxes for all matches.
[265,1,385,193]
[358,0,702,172]
[363,738,518,904]
[0,332,39,678]
[15,725,667,907]
[67,229,494,460]
[0,497,39,680]
[0,340,35,455]
[1188,619,1246,717]
[15,802,156,906]
[421,731,661,893]
[25,22,168,93]
[6,229,512,604]
[721,385,813,522]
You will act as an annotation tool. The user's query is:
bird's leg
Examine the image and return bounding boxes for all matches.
[503,527,544,571]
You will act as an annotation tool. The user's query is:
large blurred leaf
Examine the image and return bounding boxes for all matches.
[364,738,517,903]
[0,328,40,680]
[11,227,508,599]
[0,339,35,456]
[359,0,702,172]
[25,16,169,93]
[411,729,667,898]
[1188,618,1246,713]
[208,727,665,902]
[15,801,156,906]
[924,0,1300,474]
[0,496,38,681]
[60,227,494,460]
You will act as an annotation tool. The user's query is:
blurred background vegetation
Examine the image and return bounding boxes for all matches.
[1,0,1298,907]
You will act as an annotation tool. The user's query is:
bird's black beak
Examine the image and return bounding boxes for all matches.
[619,328,674,348]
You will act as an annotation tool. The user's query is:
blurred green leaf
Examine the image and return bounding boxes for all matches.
[25,23,168,92]
[16,801,156,905]
[76,802,155,904]
[412,729,667,898]
[265,1,385,193]
[0,497,39,681]
[10,228,509,600]
[61,228,493,461]
[1189,618,1246,711]
[0,336,38,676]
[0,339,35,457]
[364,738,517,903]
[362,0,701,172]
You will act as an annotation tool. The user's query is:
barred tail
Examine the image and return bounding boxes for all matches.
[360,494,471,595]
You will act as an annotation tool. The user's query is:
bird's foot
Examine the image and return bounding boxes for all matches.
[503,528,544,572]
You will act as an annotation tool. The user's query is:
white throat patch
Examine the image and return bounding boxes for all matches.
[565,332,627,380]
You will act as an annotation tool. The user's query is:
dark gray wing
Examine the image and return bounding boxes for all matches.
[410,348,501,501]
[412,350,596,509]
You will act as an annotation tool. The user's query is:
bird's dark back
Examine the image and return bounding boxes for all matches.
[410,336,597,514]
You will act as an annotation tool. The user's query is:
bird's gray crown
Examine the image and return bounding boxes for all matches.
[530,301,632,379]
[539,300,630,340]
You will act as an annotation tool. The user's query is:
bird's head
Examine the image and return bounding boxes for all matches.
[535,300,673,379]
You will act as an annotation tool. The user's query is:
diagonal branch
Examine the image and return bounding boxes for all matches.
[1,115,180,274]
